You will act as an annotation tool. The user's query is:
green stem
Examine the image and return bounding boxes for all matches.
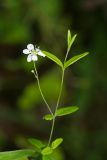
[48,48,69,145]
[48,68,65,145]
[47,115,55,146]
[33,62,53,116]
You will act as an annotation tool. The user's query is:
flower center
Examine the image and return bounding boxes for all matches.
[32,50,38,55]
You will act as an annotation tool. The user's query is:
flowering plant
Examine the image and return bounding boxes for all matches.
[0,30,89,160]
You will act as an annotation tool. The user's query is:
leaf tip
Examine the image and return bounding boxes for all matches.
[68,29,71,34]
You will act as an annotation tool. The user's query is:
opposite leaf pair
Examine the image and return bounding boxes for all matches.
[42,51,89,70]
[42,138,63,155]
[43,106,79,121]
[42,30,89,70]
[28,138,63,160]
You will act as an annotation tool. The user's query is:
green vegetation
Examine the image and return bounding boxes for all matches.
[0,0,107,160]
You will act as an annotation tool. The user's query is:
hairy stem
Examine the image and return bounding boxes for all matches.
[33,62,53,116]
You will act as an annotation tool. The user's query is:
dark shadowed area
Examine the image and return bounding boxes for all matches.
[0,0,107,160]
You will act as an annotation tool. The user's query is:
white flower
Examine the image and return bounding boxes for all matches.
[22,43,45,62]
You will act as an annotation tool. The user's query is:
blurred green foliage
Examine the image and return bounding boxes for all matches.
[0,0,107,160]
[18,68,67,110]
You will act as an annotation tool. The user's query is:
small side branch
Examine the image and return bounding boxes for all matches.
[32,62,53,116]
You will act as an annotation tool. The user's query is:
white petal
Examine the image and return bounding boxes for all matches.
[37,51,45,57]
[32,54,38,61]
[27,54,32,62]
[23,49,30,54]
[27,44,34,51]
[36,48,45,57]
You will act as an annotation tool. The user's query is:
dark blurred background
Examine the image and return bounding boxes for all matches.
[0,0,107,160]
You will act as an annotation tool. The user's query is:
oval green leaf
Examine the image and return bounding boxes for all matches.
[28,138,45,149]
[0,149,35,160]
[51,138,63,149]
[56,106,79,117]
[43,114,53,121]
[64,52,89,69]
[41,147,53,155]
[42,51,63,68]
